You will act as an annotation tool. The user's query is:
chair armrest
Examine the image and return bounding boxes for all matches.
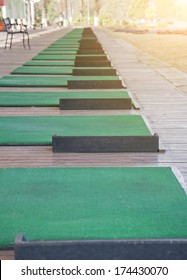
[20,23,28,32]
[9,23,20,32]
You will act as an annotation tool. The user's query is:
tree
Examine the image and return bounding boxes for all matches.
[94,0,101,16]
[99,0,130,22]
[47,1,59,23]
[34,0,187,27]
[153,0,176,20]
[128,0,149,20]
[145,1,157,21]
[79,0,85,17]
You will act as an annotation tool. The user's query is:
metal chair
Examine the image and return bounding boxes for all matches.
[3,17,30,50]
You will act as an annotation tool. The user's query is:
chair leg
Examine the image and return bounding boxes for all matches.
[4,33,9,50]
[10,33,13,49]
[22,33,26,49]
[27,33,31,50]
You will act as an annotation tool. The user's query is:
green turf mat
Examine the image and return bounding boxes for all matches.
[62,33,83,37]
[59,33,82,36]
[0,76,120,87]
[46,46,79,49]
[55,38,81,41]
[0,76,68,87]
[0,167,187,247]
[0,91,68,106]
[11,67,73,75]
[59,39,81,41]
[23,61,75,67]
[32,55,76,61]
[0,91,129,106]
[54,39,80,43]
[63,34,83,37]
[50,43,80,47]
[12,67,114,75]
[0,115,151,145]
[32,54,106,61]
[39,51,78,55]
[45,47,79,50]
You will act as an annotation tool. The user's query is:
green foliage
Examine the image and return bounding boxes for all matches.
[99,16,113,26]
[73,16,88,24]
[47,1,59,23]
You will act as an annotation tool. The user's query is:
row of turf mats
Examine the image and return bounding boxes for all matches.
[0,167,187,248]
[23,61,75,66]
[49,43,80,47]
[39,50,78,55]
[39,46,101,51]
[0,76,121,87]
[39,50,105,54]
[0,115,150,145]
[50,40,82,46]
[11,67,116,75]
[1,29,186,257]
[12,67,73,75]
[45,46,79,50]
[47,45,79,49]
[0,91,130,107]
[12,67,74,75]
[50,39,99,43]
[32,54,108,61]
[23,61,112,67]
[32,55,76,60]
[23,61,110,67]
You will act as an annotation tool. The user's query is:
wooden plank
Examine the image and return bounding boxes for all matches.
[0,251,14,260]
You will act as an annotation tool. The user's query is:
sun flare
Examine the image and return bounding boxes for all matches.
[177,0,187,5]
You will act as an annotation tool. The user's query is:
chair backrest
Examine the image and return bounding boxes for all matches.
[3,17,11,31]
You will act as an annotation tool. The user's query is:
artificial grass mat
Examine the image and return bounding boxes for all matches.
[11,67,73,75]
[54,39,80,42]
[0,91,129,106]
[32,55,76,60]
[32,54,106,61]
[39,50,78,55]
[0,76,68,87]
[11,67,115,75]
[0,166,187,248]
[46,43,80,46]
[0,115,151,145]
[0,76,120,87]
[45,47,79,50]
[23,61,75,67]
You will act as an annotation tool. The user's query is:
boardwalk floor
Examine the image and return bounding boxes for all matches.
[0,27,187,259]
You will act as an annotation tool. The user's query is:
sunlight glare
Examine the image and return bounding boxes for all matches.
[177,0,187,5]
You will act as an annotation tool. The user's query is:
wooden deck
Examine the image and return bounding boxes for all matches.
[1,27,187,259]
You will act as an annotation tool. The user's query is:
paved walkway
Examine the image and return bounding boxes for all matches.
[1,26,187,258]
[95,28,187,187]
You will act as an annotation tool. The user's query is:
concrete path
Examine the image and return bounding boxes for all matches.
[95,28,187,190]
